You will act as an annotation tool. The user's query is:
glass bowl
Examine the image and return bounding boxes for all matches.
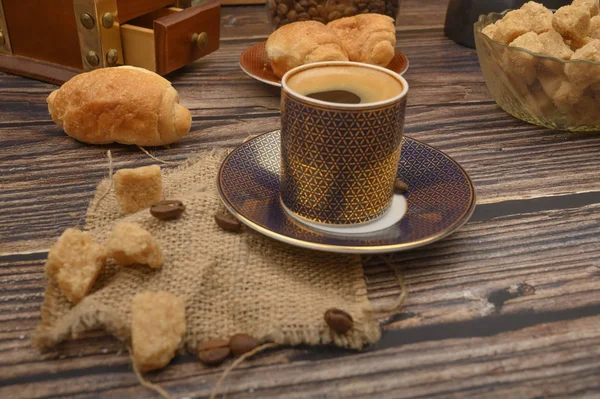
[266,0,400,29]
[474,12,600,132]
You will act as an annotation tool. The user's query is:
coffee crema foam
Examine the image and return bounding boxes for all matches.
[286,65,403,104]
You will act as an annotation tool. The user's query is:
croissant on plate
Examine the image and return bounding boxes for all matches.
[47,66,191,146]
[266,21,349,78]
[328,14,397,67]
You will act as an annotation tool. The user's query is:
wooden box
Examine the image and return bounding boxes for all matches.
[0,0,220,84]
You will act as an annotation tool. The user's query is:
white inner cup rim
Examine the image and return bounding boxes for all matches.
[281,61,409,109]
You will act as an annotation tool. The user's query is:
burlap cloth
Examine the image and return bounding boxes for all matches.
[33,150,383,355]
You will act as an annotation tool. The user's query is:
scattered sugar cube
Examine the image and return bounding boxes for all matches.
[552,5,591,41]
[114,165,163,215]
[573,0,599,17]
[107,222,163,269]
[521,2,553,33]
[45,229,106,304]
[131,291,186,372]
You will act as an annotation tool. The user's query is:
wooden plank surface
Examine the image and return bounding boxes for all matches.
[0,2,599,398]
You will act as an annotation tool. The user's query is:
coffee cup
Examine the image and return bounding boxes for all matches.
[280,61,409,226]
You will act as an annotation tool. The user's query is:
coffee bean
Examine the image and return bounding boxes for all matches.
[287,9,298,21]
[150,200,186,220]
[229,334,260,356]
[197,339,231,365]
[324,308,353,334]
[277,3,288,16]
[269,0,399,27]
[343,6,357,16]
[317,4,328,18]
[214,214,242,232]
[327,10,342,20]
[393,179,408,194]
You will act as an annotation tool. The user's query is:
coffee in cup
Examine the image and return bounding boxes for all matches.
[285,64,404,104]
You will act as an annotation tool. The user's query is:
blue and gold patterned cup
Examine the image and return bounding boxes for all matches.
[280,61,409,225]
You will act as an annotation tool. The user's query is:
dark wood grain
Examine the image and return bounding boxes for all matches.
[0,2,599,398]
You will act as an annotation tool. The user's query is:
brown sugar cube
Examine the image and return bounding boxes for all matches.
[567,92,600,125]
[481,23,501,41]
[552,5,591,41]
[131,291,186,372]
[520,1,553,33]
[565,39,600,85]
[537,30,574,74]
[569,35,596,49]
[45,229,106,304]
[537,71,565,99]
[504,32,544,85]
[495,10,532,44]
[107,222,163,268]
[553,81,586,111]
[522,88,555,118]
[114,165,162,215]
[573,0,599,17]
[590,16,600,39]
[538,30,574,59]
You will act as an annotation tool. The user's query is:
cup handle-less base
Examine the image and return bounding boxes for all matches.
[280,194,408,236]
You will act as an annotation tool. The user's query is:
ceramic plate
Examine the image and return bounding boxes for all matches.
[239,41,409,87]
[217,131,476,254]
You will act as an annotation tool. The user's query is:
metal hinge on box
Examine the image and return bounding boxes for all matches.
[0,0,220,84]
[73,0,124,70]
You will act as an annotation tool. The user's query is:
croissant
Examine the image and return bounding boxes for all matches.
[328,14,397,67]
[47,66,191,146]
[266,21,349,78]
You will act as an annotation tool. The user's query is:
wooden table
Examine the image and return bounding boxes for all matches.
[1,2,599,398]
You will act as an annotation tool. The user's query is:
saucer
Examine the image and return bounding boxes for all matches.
[217,131,476,254]
[239,41,409,88]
